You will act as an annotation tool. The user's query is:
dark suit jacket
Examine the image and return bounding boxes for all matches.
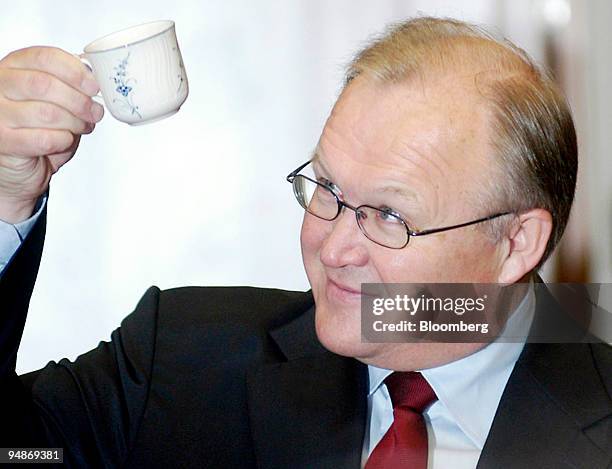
[1,208,611,468]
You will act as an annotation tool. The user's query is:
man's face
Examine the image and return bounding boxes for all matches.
[300,76,506,370]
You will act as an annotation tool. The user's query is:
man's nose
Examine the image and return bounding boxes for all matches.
[319,207,369,268]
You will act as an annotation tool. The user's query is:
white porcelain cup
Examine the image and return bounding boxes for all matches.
[80,20,188,125]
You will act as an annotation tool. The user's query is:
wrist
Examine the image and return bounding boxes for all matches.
[0,196,38,224]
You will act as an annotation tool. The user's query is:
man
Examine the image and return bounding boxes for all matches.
[0,16,610,468]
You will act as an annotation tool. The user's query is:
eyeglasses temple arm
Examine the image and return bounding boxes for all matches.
[286,160,313,182]
[409,212,512,237]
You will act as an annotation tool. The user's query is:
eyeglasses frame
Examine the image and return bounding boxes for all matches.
[286,160,512,249]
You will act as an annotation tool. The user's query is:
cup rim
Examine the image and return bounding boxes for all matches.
[83,20,175,54]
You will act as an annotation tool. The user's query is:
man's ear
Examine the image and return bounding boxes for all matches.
[497,209,553,284]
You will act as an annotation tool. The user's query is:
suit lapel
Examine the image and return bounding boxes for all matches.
[476,348,610,468]
[478,283,611,468]
[247,306,368,469]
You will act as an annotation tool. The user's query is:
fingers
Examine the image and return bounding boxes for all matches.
[0,48,94,214]
[1,46,99,97]
[45,136,81,173]
[0,97,95,134]
[0,126,75,157]
[0,68,103,123]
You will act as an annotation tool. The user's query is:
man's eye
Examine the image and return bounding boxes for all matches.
[377,207,404,224]
[318,177,340,194]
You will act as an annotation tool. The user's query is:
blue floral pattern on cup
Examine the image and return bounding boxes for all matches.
[110,53,142,119]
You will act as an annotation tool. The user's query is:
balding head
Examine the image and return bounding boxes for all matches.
[343,16,577,267]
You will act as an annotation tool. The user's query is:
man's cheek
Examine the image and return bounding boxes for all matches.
[300,216,326,255]
[300,217,323,278]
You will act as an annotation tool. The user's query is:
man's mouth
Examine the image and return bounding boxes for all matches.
[325,277,369,304]
[328,278,361,294]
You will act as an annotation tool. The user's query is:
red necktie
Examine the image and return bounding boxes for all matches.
[365,372,438,469]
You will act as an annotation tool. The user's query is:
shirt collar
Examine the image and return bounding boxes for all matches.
[367,280,535,449]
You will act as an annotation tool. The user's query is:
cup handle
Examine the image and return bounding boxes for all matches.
[74,53,103,102]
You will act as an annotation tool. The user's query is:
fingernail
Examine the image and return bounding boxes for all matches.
[82,77,99,96]
[90,102,104,122]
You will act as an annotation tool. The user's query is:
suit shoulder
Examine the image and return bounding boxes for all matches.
[147,286,313,370]
[157,285,313,330]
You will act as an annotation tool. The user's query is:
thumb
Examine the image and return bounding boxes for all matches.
[46,134,81,174]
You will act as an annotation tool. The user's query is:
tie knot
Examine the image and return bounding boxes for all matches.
[384,371,437,413]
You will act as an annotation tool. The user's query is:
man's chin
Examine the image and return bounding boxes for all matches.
[317,334,382,360]
[314,311,381,359]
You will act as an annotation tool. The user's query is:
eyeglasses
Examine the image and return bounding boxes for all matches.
[286,160,511,249]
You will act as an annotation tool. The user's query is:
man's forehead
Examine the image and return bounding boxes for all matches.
[342,79,484,140]
[312,76,496,221]
[326,77,491,172]
[311,146,421,203]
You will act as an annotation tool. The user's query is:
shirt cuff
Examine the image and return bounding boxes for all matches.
[0,195,47,273]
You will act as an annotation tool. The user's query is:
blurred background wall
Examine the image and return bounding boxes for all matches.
[1,0,609,373]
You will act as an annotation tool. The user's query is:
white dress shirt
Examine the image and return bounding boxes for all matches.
[0,195,46,274]
[362,283,535,468]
